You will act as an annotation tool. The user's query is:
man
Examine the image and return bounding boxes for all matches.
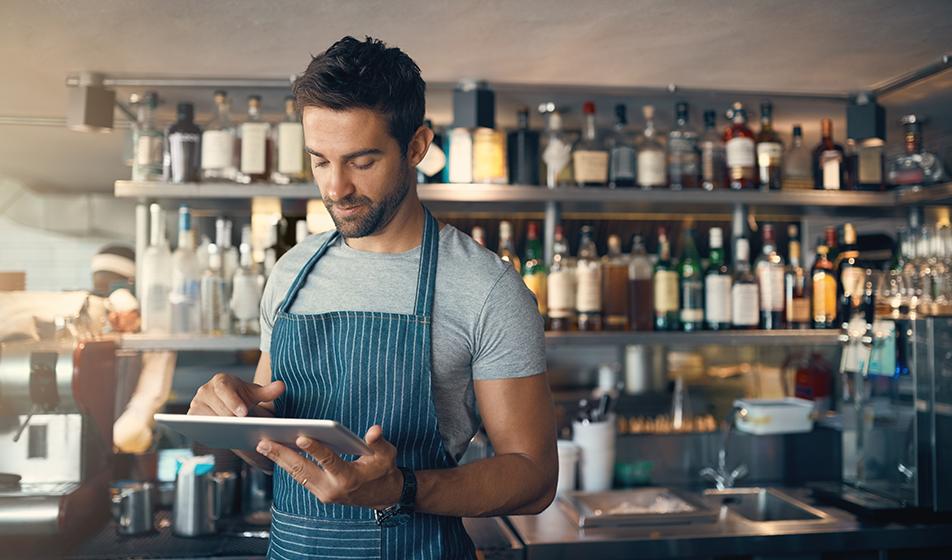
[188,36,557,559]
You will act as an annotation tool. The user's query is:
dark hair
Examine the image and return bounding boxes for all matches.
[292,36,425,156]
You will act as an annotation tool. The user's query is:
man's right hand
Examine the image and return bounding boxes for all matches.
[187,373,285,418]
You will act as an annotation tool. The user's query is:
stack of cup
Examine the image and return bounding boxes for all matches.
[572,414,616,492]
[556,440,580,495]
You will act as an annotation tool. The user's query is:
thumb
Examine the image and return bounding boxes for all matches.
[247,380,285,403]
[364,424,385,447]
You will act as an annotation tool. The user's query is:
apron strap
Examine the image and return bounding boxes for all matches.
[413,208,440,318]
[277,230,340,314]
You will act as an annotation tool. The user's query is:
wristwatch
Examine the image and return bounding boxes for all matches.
[375,467,416,527]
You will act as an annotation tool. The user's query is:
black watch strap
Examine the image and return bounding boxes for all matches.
[375,467,416,527]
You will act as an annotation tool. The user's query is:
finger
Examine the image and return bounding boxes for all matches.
[187,401,215,416]
[215,383,252,417]
[202,390,237,417]
[245,381,286,406]
[365,425,386,449]
[296,437,344,475]
[257,439,322,485]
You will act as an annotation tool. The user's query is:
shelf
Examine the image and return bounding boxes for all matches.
[119,330,839,352]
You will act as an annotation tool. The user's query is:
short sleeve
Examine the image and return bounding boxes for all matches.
[471,265,547,380]
[258,274,280,353]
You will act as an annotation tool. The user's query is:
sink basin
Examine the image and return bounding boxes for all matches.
[704,488,830,523]
[560,488,718,528]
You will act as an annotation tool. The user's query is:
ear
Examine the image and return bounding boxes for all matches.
[406,125,435,168]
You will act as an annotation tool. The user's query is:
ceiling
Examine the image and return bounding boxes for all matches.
[1,0,951,193]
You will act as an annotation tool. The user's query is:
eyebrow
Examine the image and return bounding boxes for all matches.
[304,147,384,161]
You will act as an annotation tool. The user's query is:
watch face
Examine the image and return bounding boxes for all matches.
[375,507,411,528]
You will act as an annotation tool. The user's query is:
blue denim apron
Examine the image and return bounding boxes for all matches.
[267,209,476,559]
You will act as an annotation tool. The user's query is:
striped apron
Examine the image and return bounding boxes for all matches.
[267,209,476,559]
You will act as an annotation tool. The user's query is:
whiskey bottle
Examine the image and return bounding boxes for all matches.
[785,225,811,329]
[835,223,863,326]
[637,105,667,189]
[573,101,609,187]
[547,225,576,331]
[755,101,783,191]
[755,224,786,329]
[497,221,521,274]
[601,234,630,330]
[627,234,653,331]
[523,222,547,316]
[576,225,603,331]
[782,125,812,190]
[888,114,948,187]
[653,227,680,331]
[812,118,847,190]
[700,110,727,191]
[811,245,837,328]
[668,101,700,190]
[608,104,637,188]
[731,237,759,329]
[724,102,757,190]
[472,126,508,184]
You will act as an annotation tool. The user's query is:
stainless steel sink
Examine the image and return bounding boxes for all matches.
[704,487,831,523]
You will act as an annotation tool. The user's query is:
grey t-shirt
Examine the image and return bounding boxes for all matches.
[259,224,546,461]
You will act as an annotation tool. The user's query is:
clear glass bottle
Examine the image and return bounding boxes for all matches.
[888,114,948,187]
[539,104,574,188]
[165,102,202,183]
[170,206,202,334]
[731,237,759,329]
[700,110,727,191]
[522,222,547,317]
[785,225,810,328]
[576,225,603,330]
[573,101,609,187]
[637,105,667,189]
[497,220,521,273]
[272,95,308,184]
[216,218,238,310]
[704,227,732,330]
[679,226,704,331]
[237,95,272,183]
[653,227,680,330]
[200,243,228,335]
[473,127,508,184]
[547,224,576,331]
[627,234,654,331]
[447,127,474,183]
[507,108,540,185]
[755,224,786,329]
[140,203,172,333]
[201,90,238,182]
[601,234,630,330]
[668,101,700,190]
[755,101,783,191]
[608,104,637,188]
[132,91,164,182]
[813,118,847,190]
[724,102,757,190]
[783,125,812,190]
[231,225,262,335]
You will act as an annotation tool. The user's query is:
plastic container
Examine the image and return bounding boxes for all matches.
[734,397,814,435]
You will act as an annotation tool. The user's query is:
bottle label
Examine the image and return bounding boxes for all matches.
[277,122,305,175]
[168,132,201,182]
[757,265,785,311]
[472,130,507,183]
[857,148,882,185]
[705,274,732,323]
[788,298,811,323]
[573,150,609,184]
[575,262,602,313]
[840,266,866,305]
[821,151,841,189]
[610,147,636,180]
[637,150,666,186]
[726,137,755,168]
[547,269,576,318]
[201,130,235,170]
[812,273,837,320]
[732,283,760,326]
[653,270,679,313]
[757,142,783,167]
[231,275,261,321]
[523,272,548,315]
[681,278,704,322]
[240,122,270,174]
[448,129,473,183]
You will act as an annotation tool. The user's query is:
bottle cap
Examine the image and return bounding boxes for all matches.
[583,101,596,114]
[793,124,802,137]
[527,222,539,239]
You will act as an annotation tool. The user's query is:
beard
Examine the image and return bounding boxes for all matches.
[323,165,413,239]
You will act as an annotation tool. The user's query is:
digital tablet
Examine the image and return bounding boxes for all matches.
[154,413,372,456]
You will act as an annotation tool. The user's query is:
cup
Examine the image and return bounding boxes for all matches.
[572,414,616,492]
[114,482,155,536]
[556,440,580,495]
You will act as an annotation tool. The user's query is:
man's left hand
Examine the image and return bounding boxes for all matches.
[256,424,403,510]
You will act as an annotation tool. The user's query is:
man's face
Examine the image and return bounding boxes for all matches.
[302,106,414,239]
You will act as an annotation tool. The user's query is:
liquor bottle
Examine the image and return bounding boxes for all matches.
[812,118,847,190]
[272,96,308,184]
[165,102,202,184]
[785,225,810,329]
[417,120,446,183]
[231,225,262,335]
[576,225,603,331]
[679,226,704,331]
[653,227,680,330]
[170,206,202,334]
[700,110,727,191]
[523,222,547,316]
[888,114,948,187]
[507,108,540,185]
[447,127,474,183]
[824,225,839,263]
[237,95,272,183]
[472,126,508,184]
[724,102,757,190]
[755,101,783,191]
[573,101,609,187]
[852,137,885,191]
[668,101,700,190]
[471,226,486,247]
[497,221,522,273]
[200,243,228,335]
[637,105,667,190]
[811,244,837,328]
[627,234,653,331]
[201,90,238,182]
[216,218,238,306]
[539,104,574,188]
[132,91,164,182]
[835,223,863,326]
[608,104,637,188]
[704,227,732,330]
[263,219,289,278]
[755,224,786,329]
[783,125,812,190]
[140,203,172,333]
[731,237,759,329]
[601,234,630,330]
[547,225,576,331]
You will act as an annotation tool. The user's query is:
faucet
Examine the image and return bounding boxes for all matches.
[699,407,748,490]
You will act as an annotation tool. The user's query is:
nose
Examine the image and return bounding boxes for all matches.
[320,165,356,204]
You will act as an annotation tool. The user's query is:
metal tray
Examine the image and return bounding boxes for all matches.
[559,487,718,528]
